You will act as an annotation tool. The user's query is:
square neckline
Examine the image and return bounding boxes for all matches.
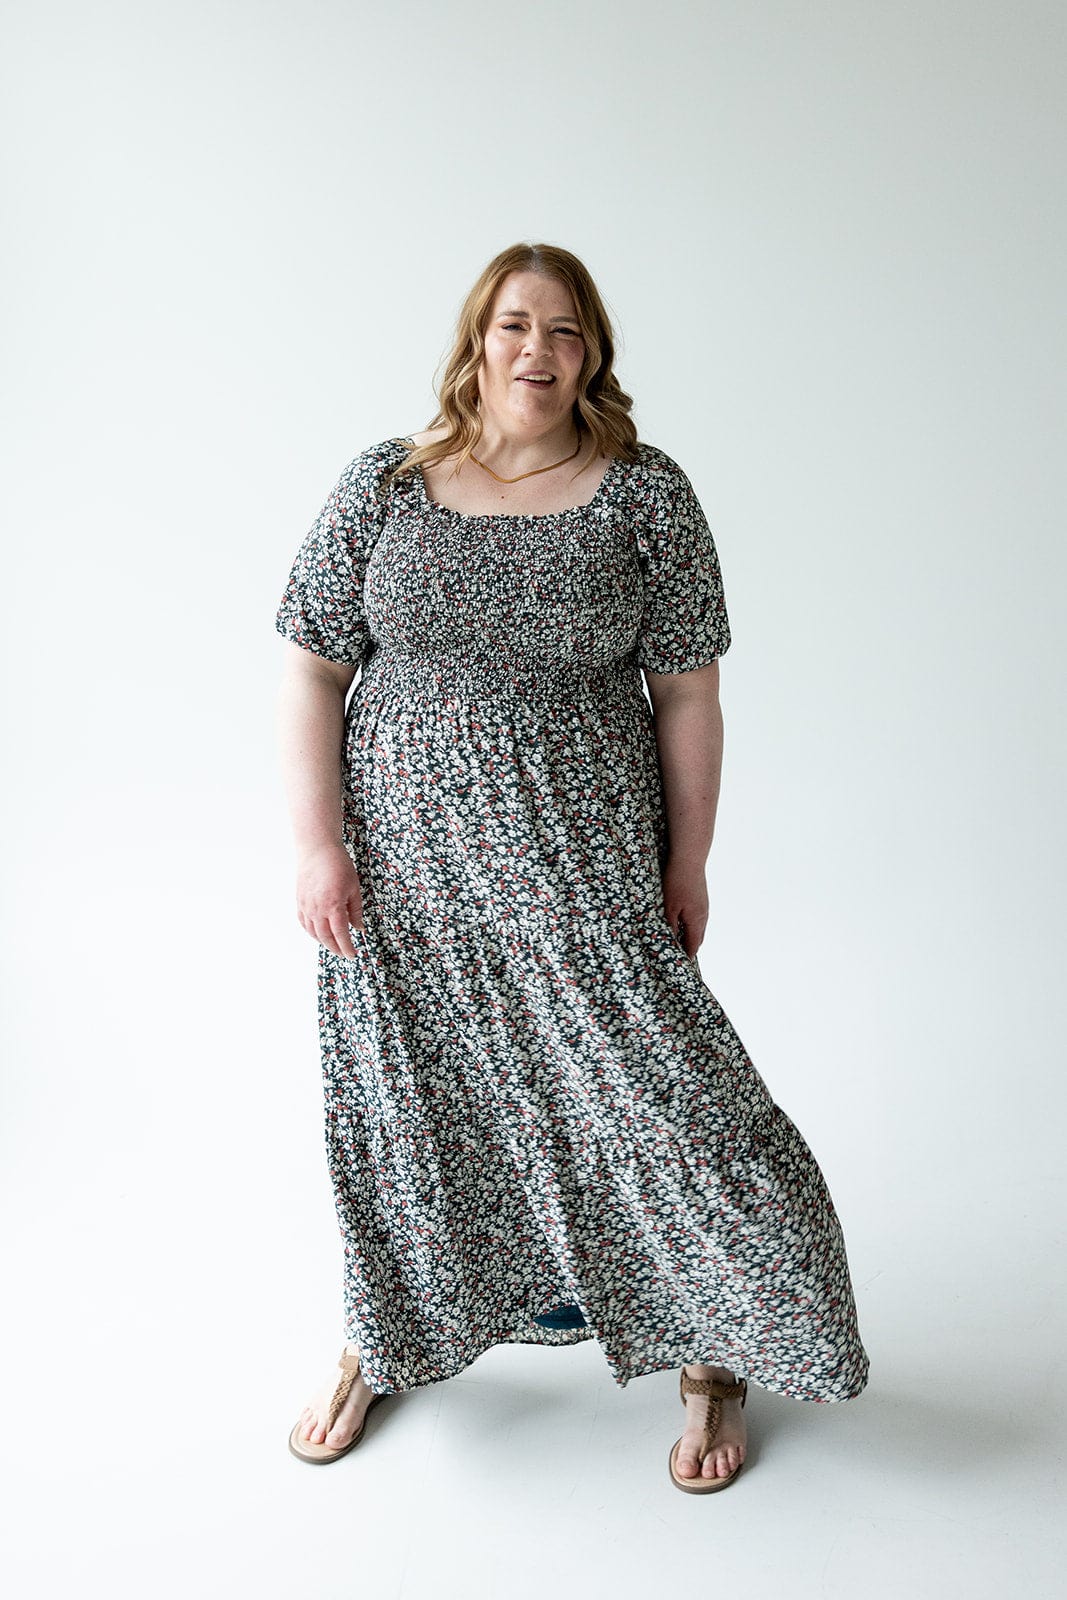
[393,437,621,522]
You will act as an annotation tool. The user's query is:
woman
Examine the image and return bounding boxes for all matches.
[275,242,869,1493]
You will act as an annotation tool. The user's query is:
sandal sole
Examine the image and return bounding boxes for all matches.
[288,1391,386,1464]
[668,1436,743,1494]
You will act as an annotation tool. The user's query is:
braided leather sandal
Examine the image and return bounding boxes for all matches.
[668,1368,748,1494]
[288,1348,386,1464]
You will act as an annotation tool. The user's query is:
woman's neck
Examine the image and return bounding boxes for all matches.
[471,415,580,476]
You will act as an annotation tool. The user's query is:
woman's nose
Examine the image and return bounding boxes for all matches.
[522,324,553,359]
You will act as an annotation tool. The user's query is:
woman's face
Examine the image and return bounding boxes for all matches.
[477,271,586,436]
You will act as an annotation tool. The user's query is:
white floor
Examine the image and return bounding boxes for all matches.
[2,1139,1063,1600]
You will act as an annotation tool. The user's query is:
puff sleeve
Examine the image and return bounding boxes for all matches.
[274,444,397,667]
[633,447,731,672]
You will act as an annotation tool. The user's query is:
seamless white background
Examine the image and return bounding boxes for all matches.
[1,2,1064,1596]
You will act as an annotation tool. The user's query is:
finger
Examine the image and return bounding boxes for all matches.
[347,883,365,936]
[306,914,327,952]
[317,896,361,958]
[330,910,359,961]
[309,913,343,958]
[300,908,331,950]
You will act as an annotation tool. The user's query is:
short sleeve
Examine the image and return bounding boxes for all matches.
[274,441,403,666]
[633,447,731,673]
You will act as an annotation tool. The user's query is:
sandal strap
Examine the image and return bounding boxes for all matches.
[677,1371,748,1468]
[326,1348,362,1432]
[679,1370,747,1406]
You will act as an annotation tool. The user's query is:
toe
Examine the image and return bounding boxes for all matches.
[674,1442,699,1478]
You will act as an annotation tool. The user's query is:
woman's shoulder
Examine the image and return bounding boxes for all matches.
[631,440,690,479]
[616,441,697,506]
[347,435,415,473]
[325,436,416,501]
[407,426,448,449]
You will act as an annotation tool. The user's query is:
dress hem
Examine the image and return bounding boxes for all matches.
[349,1317,871,1405]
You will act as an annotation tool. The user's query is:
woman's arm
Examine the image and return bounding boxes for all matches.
[276,639,365,958]
[643,658,724,958]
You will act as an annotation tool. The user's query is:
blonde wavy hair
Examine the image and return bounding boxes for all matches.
[386,242,639,489]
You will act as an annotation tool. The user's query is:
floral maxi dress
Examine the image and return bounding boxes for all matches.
[274,436,870,1401]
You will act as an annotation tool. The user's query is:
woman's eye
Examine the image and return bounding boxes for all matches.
[499,323,579,335]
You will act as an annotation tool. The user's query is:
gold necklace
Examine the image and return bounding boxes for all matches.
[470,434,583,483]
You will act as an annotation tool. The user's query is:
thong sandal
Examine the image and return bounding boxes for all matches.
[288,1347,386,1465]
[668,1368,748,1494]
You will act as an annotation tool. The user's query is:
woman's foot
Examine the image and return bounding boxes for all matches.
[673,1363,747,1481]
[294,1344,378,1449]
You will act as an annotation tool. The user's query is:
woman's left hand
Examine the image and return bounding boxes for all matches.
[661,854,709,960]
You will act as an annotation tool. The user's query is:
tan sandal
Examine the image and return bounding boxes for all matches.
[668,1368,748,1494]
[288,1348,386,1465]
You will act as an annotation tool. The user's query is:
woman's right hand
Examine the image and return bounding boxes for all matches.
[295,842,366,959]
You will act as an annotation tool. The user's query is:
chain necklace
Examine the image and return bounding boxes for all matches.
[470,433,583,484]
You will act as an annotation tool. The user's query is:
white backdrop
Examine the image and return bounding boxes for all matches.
[2,2,1064,1596]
